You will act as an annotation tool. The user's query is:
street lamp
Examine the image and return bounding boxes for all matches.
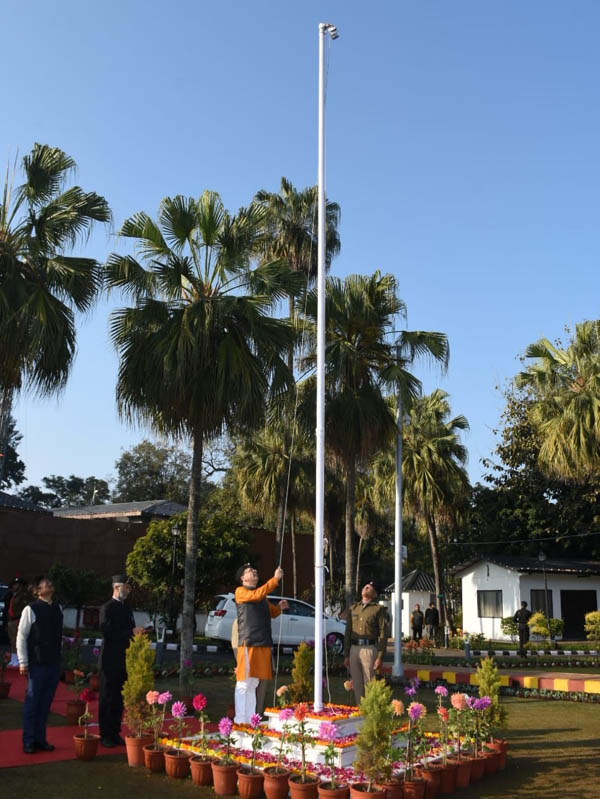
[169,523,181,636]
[538,550,551,640]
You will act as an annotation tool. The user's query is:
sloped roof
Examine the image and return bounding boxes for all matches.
[450,555,600,577]
[53,499,187,519]
[385,569,436,594]
[0,491,51,514]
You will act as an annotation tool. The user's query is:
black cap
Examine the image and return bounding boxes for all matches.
[235,563,256,585]
[112,574,129,585]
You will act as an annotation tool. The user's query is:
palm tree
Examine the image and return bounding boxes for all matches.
[300,271,403,611]
[516,321,600,481]
[106,191,300,676]
[0,143,110,476]
[400,390,470,623]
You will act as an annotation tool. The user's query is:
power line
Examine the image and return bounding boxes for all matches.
[450,530,600,546]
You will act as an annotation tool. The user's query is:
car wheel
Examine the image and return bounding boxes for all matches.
[326,633,344,655]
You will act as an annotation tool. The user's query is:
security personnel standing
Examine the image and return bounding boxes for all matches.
[99,575,144,747]
[514,600,532,657]
[343,580,388,705]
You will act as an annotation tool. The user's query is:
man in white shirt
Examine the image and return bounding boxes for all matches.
[16,575,63,754]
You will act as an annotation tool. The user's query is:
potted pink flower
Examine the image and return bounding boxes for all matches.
[163,700,191,779]
[211,716,238,796]
[238,713,267,798]
[142,690,170,772]
[317,721,348,799]
[189,692,216,786]
[264,707,293,799]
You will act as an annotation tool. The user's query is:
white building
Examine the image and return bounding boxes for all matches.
[384,569,436,639]
[452,556,600,641]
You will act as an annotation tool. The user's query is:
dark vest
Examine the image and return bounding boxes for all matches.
[237,594,273,648]
[27,600,63,667]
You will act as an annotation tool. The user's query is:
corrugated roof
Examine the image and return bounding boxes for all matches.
[385,569,436,594]
[0,491,51,514]
[53,499,187,518]
[451,555,600,577]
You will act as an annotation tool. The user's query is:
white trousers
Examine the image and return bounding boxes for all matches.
[234,647,259,724]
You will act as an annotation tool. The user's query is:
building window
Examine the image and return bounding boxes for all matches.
[477,590,503,618]
[530,589,553,618]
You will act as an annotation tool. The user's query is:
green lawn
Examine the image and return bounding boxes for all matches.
[3,678,599,798]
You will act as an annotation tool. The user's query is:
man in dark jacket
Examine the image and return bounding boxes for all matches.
[424,602,440,642]
[514,601,532,657]
[411,604,424,641]
[16,575,63,754]
[234,563,288,723]
[99,575,144,747]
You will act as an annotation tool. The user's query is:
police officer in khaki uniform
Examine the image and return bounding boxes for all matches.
[343,580,388,705]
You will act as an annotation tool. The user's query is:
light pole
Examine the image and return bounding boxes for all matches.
[392,347,404,678]
[538,550,551,640]
[169,522,181,637]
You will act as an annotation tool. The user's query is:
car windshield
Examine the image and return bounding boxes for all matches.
[210,596,228,612]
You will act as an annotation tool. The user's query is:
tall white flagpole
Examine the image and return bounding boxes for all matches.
[392,375,405,678]
[314,20,338,711]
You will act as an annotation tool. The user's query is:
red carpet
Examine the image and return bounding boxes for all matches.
[0,667,217,769]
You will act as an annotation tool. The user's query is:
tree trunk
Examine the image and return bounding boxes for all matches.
[344,459,356,613]
[291,513,297,598]
[355,535,363,593]
[0,387,14,483]
[180,430,203,686]
[275,477,286,565]
[425,510,445,626]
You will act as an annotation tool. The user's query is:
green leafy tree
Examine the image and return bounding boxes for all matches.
[0,415,25,489]
[48,562,111,629]
[300,272,402,610]
[516,321,600,481]
[0,143,110,480]
[126,492,250,624]
[113,439,192,504]
[106,190,300,680]
[19,474,110,508]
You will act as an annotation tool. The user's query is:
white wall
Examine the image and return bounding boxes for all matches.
[519,572,600,622]
[388,590,433,639]
[460,562,520,640]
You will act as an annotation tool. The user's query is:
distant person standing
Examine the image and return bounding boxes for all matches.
[514,601,532,657]
[424,602,440,642]
[16,575,63,754]
[7,577,30,667]
[99,575,144,747]
[411,604,424,641]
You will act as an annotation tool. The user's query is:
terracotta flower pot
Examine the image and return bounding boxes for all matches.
[143,744,165,772]
[289,774,321,799]
[318,783,350,799]
[65,699,86,725]
[238,767,265,799]
[438,761,458,796]
[0,681,11,699]
[63,669,75,684]
[488,739,508,770]
[417,765,442,799]
[89,674,100,691]
[377,779,403,799]
[190,755,216,786]
[403,779,426,799]
[349,783,387,799]
[469,755,486,781]
[450,758,472,789]
[125,734,154,767]
[212,761,240,796]
[264,766,291,799]
[164,748,191,778]
[483,750,500,775]
[73,733,100,761]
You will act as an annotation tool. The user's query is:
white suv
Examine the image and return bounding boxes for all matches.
[205,593,346,654]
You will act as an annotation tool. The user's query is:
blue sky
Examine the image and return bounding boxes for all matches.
[3,1,600,489]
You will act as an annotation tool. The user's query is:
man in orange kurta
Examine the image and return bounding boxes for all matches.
[234,563,288,723]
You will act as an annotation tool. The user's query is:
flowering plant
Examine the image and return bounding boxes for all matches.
[145,690,170,749]
[247,713,266,773]
[276,684,289,707]
[217,716,237,765]
[448,693,471,760]
[192,693,210,755]
[434,685,449,766]
[68,668,88,694]
[77,688,96,739]
[470,696,492,756]
[170,700,190,753]
[289,703,315,783]
[319,721,341,788]
[405,702,427,781]
[275,708,294,771]
[343,679,353,693]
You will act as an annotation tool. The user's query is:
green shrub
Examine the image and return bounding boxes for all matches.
[288,642,313,704]
[500,616,518,640]
[122,632,155,737]
[354,678,395,791]
[476,656,507,739]
[585,611,600,642]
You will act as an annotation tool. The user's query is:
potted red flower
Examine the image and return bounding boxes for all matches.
[189,693,216,786]
[73,688,100,760]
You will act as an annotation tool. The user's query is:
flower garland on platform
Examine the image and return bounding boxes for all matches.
[264,702,360,721]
